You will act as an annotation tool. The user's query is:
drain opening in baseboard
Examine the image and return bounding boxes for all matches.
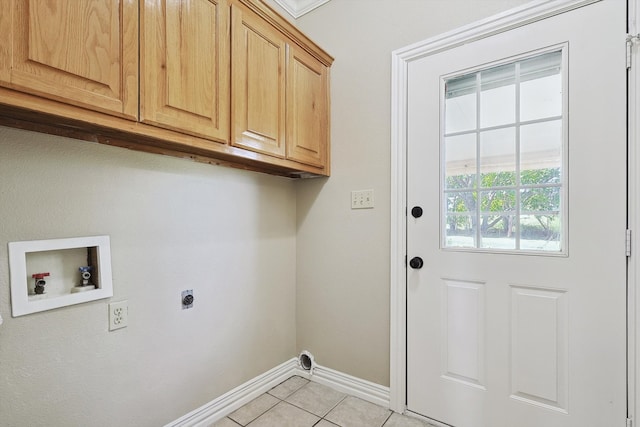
[298,350,315,373]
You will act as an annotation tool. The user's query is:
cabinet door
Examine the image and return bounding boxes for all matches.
[231,3,286,158]
[286,44,329,168]
[0,0,138,119]
[141,0,230,143]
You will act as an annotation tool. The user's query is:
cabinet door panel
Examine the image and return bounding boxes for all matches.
[141,0,229,143]
[0,0,138,119]
[286,45,328,168]
[231,4,286,157]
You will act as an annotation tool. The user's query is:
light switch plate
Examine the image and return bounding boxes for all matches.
[351,189,374,209]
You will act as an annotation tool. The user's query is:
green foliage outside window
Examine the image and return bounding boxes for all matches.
[446,168,561,241]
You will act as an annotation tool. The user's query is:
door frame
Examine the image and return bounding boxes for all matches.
[628,0,640,423]
[389,0,638,421]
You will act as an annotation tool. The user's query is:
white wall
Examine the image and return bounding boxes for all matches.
[293,0,529,386]
[0,126,297,426]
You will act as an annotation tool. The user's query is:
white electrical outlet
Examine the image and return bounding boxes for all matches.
[351,189,374,209]
[109,300,128,331]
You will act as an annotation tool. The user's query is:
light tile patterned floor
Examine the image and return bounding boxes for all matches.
[210,376,436,427]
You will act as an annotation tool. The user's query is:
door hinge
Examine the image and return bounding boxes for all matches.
[627,34,639,69]
[627,229,632,257]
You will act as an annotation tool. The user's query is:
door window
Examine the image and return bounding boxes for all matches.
[443,50,564,252]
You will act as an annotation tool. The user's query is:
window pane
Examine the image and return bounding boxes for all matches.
[445,133,477,189]
[480,127,516,186]
[480,190,516,214]
[480,215,516,249]
[441,49,564,253]
[521,187,561,213]
[446,191,476,214]
[520,51,562,121]
[480,63,515,128]
[445,74,477,133]
[445,214,476,248]
[520,214,561,251]
[445,192,476,248]
[520,120,562,185]
[479,189,516,250]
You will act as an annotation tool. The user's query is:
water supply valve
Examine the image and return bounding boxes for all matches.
[71,266,96,293]
[78,266,93,286]
[31,272,50,295]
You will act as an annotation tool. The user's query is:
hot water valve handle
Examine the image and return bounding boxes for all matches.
[31,272,50,295]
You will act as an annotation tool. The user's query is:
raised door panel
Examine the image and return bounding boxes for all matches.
[231,4,286,158]
[141,0,230,143]
[286,44,328,168]
[0,0,138,119]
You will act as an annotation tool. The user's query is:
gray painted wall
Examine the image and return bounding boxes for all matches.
[0,128,296,426]
[292,0,528,386]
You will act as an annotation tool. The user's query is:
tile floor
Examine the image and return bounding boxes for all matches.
[211,376,436,427]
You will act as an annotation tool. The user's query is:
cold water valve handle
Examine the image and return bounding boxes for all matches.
[78,266,93,286]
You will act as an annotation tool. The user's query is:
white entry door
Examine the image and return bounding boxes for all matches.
[406,1,627,426]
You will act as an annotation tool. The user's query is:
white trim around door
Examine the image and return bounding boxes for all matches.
[389,0,634,417]
[628,0,640,424]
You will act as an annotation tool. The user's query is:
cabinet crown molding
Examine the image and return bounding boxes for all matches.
[272,0,331,18]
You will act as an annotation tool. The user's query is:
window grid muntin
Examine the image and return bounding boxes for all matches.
[442,49,564,253]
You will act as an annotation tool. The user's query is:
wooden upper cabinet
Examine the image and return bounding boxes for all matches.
[231,3,286,157]
[0,0,138,119]
[141,0,230,143]
[0,0,333,176]
[286,44,329,168]
[231,1,331,170]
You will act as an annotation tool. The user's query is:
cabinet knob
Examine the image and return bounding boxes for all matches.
[411,206,423,218]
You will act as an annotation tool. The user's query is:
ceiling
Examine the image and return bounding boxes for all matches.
[272,0,332,18]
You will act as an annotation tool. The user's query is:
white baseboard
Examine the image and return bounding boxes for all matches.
[165,358,391,427]
[295,364,390,408]
[165,358,298,427]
